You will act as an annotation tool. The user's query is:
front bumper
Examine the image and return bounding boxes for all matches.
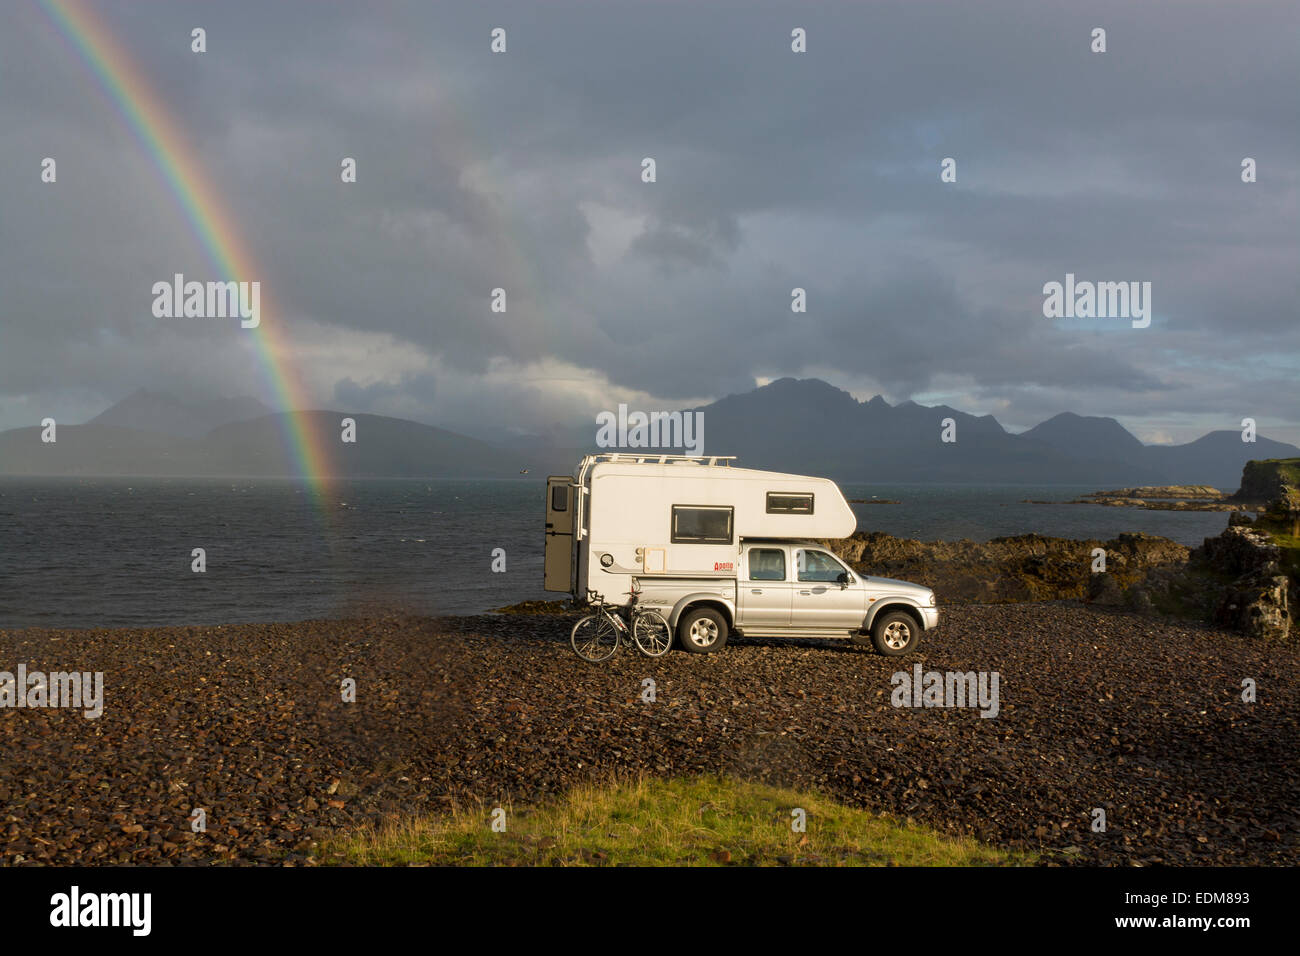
[920,606,940,630]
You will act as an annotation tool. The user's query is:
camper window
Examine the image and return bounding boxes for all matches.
[550,485,568,511]
[671,505,734,544]
[767,492,814,514]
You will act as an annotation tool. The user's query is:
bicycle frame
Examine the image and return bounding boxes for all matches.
[573,588,671,662]
[586,589,633,629]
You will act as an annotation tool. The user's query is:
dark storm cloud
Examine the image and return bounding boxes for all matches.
[1,0,1296,442]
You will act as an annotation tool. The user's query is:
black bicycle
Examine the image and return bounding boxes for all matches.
[570,589,673,662]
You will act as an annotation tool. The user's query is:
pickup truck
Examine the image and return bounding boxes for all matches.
[630,538,938,656]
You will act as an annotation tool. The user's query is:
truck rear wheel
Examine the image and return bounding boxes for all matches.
[677,607,729,654]
[871,610,921,656]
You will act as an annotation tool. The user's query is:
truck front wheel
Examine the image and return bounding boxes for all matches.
[677,607,729,654]
[870,610,921,656]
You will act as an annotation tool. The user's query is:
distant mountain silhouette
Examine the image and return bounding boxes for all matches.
[699,379,1296,487]
[89,388,271,439]
[1144,430,1300,484]
[201,412,540,477]
[0,412,552,478]
[0,378,1294,487]
[686,379,1292,487]
[1021,412,1148,460]
[676,378,1169,484]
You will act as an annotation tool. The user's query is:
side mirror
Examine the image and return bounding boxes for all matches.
[837,571,851,588]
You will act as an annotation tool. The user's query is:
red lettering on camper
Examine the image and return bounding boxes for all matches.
[714,562,734,571]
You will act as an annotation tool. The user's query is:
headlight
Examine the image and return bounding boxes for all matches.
[928,591,936,606]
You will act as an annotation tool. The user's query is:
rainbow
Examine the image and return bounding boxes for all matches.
[34,0,336,498]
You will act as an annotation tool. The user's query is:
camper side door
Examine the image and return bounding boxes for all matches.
[544,476,575,593]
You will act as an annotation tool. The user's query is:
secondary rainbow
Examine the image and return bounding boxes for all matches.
[36,0,335,497]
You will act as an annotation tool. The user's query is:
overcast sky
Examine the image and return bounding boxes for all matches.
[2,0,1297,445]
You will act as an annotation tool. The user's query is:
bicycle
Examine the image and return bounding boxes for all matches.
[570,589,673,662]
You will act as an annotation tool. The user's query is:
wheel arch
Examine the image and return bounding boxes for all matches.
[670,595,735,631]
[864,600,926,633]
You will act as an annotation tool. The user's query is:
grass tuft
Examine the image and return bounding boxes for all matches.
[316,774,1031,867]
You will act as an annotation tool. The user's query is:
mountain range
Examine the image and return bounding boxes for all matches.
[0,379,1293,488]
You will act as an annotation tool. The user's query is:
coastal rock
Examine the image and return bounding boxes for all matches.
[1086,572,1125,606]
[1064,495,1251,512]
[1259,490,1300,537]
[1126,586,1155,614]
[816,531,1189,605]
[1086,485,1225,500]
[1212,574,1291,641]
[1230,458,1300,506]
[1187,524,1294,642]
[1193,526,1280,578]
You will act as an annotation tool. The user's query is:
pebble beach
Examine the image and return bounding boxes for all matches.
[2,604,1296,866]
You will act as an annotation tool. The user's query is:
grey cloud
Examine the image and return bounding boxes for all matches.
[1,0,1296,445]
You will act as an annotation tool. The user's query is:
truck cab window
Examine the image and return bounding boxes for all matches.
[796,549,848,583]
[748,548,786,581]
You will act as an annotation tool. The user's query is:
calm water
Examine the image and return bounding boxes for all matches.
[0,478,1232,629]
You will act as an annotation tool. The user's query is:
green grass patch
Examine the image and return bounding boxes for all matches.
[1261,531,1300,579]
[315,774,1031,867]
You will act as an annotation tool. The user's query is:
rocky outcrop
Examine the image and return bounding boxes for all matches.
[1133,458,1300,641]
[1230,458,1300,506]
[1086,485,1225,500]
[1257,490,1300,538]
[1034,459,1298,640]
[818,512,1293,641]
[1196,524,1282,576]
[1212,574,1291,641]
[1187,526,1292,641]
[1026,484,1253,512]
[816,531,1189,605]
[1067,496,1251,512]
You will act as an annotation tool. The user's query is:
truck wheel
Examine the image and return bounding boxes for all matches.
[871,610,921,656]
[677,607,729,654]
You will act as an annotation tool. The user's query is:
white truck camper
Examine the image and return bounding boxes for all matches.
[544,454,938,656]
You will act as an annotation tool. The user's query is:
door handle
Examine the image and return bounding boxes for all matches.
[751,589,763,594]
[799,590,811,595]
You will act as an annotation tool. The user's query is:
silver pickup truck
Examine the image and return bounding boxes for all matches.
[631,538,938,656]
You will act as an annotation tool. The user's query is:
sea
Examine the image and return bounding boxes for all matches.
[0,477,1235,629]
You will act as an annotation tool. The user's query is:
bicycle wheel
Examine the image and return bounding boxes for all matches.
[571,613,619,662]
[632,609,673,657]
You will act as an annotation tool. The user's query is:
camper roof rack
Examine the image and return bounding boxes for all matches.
[581,453,737,466]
